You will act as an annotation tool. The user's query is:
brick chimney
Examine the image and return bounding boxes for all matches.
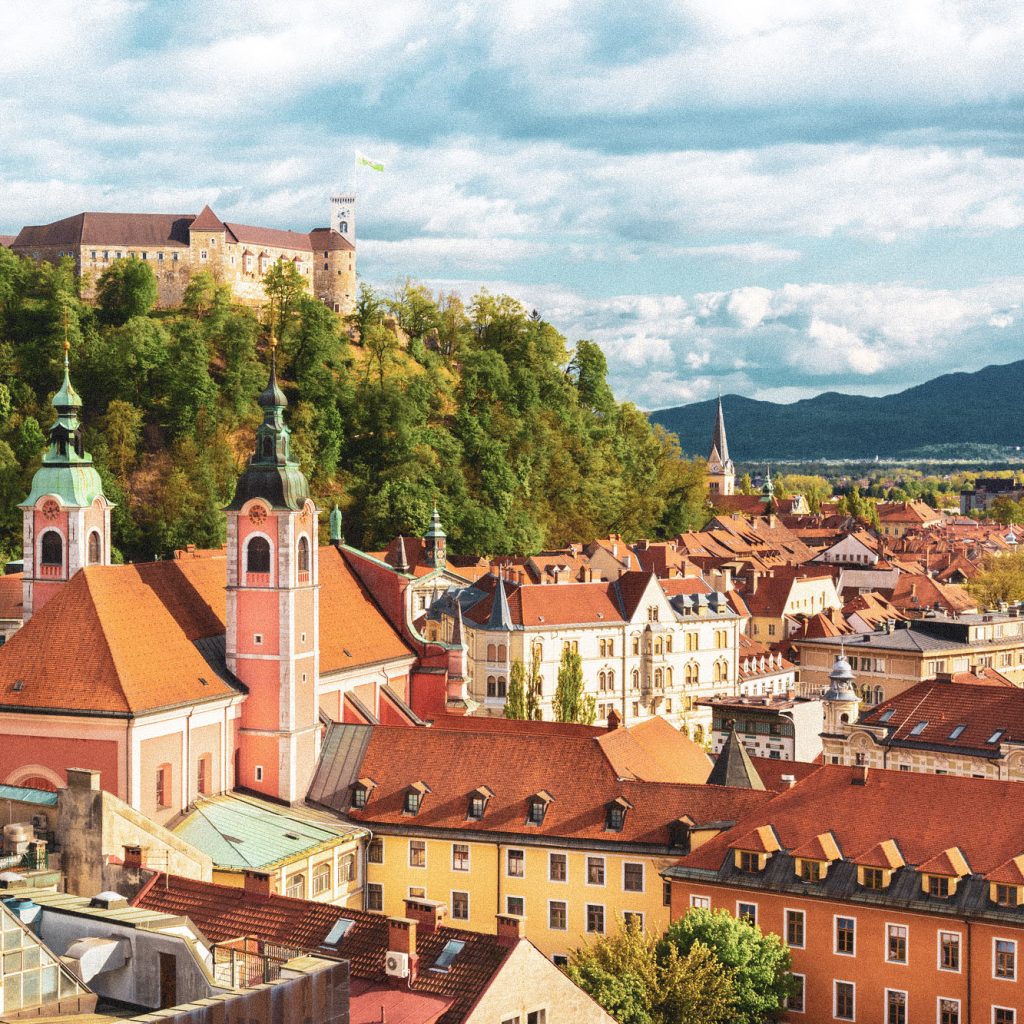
[404,897,446,935]
[243,869,273,901]
[496,913,524,947]
[123,845,146,871]
[388,916,419,984]
[606,708,621,732]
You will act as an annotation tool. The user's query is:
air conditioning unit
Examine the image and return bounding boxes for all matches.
[385,951,409,978]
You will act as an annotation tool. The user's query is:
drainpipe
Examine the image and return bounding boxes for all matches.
[965,917,972,1024]
[361,827,374,912]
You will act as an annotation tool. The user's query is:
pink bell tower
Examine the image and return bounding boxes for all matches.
[225,340,320,804]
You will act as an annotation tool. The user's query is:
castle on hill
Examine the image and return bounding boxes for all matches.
[7,195,357,312]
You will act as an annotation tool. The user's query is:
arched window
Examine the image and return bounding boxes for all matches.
[685,662,699,685]
[312,861,332,897]
[665,667,672,686]
[487,675,497,697]
[631,669,640,690]
[874,685,884,705]
[861,684,872,702]
[654,637,664,655]
[654,668,663,687]
[297,535,310,573]
[262,435,274,459]
[631,634,640,656]
[246,536,271,575]
[487,643,497,662]
[599,671,607,691]
[665,635,673,653]
[340,220,348,234]
[87,531,101,565]
[607,669,614,688]
[497,644,507,662]
[286,874,306,899]
[497,676,507,697]
[40,531,63,567]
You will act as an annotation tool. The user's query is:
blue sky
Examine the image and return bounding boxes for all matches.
[3,1,1024,412]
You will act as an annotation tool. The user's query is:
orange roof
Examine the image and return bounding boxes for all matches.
[596,717,712,783]
[731,823,781,854]
[0,573,23,621]
[918,846,970,878]
[853,838,905,869]
[790,830,842,862]
[987,854,1024,886]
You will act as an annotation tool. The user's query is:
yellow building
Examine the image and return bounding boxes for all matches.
[308,716,775,961]
[745,565,843,645]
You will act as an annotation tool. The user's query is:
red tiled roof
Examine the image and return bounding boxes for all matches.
[854,838,905,869]
[747,757,820,791]
[14,212,193,248]
[789,830,841,861]
[465,577,625,628]
[682,765,1024,876]
[134,874,512,1024]
[595,717,712,783]
[309,227,356,252]
[918,846,970,877]
[659,576,713,597]
[987,854,1024,886]
[189,205,224,231]
[313,723,771,844]
[0,573,23,621]
[859,678,1024,749]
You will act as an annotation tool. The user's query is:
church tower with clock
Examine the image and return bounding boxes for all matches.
[225,340,321,804]
[20,343,112,621]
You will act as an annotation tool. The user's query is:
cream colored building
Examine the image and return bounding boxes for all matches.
[450,572,742,740]
[745,567,843,645]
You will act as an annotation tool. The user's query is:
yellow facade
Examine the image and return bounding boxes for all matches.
[366,833,674,959]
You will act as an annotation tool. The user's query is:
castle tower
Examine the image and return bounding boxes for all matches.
[424,505,447,571]
[330,194,356,248]
[707,398,735,496]
[226,340,320,804]
[761,466,775,507]
[20,343,111,621]
[822,653,860,737]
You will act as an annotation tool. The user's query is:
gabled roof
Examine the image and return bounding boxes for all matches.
[730,823,781,854]
[189,204,224,231]
[13,211,193,248]
[987,854,1024,886]
[0,572,23,621]
[222,221,315,251]
[596,717,712,784]
[790,830,842,862]
[918,846,970,878]
[309,721,771,845]
[134,874,515,1024]
[853,838,905,869]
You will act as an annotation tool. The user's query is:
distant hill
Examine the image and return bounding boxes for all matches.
[649,360,1024,460]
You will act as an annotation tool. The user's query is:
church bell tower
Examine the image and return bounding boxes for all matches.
[707,397,736,497]
[226,339,320,804]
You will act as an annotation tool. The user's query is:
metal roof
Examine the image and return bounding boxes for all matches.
[174,793,363,871]
[0,784,58,806]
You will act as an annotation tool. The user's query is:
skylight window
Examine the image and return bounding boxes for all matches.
[909,721,928,736]
[323,918,354,945]
[878,709,894,723]
[989,729,1005,744]
[948,725,966,740]
[430,938,466,973]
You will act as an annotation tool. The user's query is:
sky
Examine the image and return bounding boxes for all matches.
[3,1,1024,412]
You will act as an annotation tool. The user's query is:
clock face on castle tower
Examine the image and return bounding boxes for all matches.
[248,504,267,526]
[41,500,60,521]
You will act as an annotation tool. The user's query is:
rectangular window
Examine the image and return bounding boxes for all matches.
[995,938,1016,980]
[938,998,959,1024]
[451,891,469,920]
[737,902,757,925]
[527,1011,546,1024]
[409,840,426,868]
[885,989,906,1024]
[623,862,644,892]
[507,895,524,916]
[586,904,605,933]
[623,911,644,930]
[549,900,567,930]
[800,859,822,882]
[507,849,525,878]
[788,973,805,1013]
[367,838,383,864]
[663,880,671,906]
[549,852,567,882]
[738,851,760,872]
[835,916,856,955]
[834,980,855,1021]
[994,1011,1016,1024]
[862,867,884,889]
[156,766,170,808]
[887,924,908,964]
[587,856,605,886]
[452,843,469,871]
[690,894,711,910]
[366,883,383,911]
[338,853,355,885]
[939,931,961,972]
[929,875,950,898]
[785,909,805,948]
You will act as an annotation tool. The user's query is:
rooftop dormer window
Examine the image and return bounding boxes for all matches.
[527,791,554,825]
[605,796,633,832]
[351,777,376,809]
[928,875,951,898]
[404,780,430,816]
[467,785,493,820]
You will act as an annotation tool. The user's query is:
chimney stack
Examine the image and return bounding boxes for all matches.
[403,898,446,935]
[851,765,869,786]
[780,774,796,789]
[243,869,273,901]
[496,914,524,947]
[387,917,419,983]
[123,845,146,871]
[606,708,621,732]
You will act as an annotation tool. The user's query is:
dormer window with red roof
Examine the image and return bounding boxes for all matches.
[467,786,493,820]
[351,777,376,810]
[605,796,633,832]
[527,790,553,826]
[404,780,430,816]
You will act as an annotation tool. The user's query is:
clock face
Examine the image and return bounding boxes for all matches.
[248,504,268,526]
[41,500,60,521]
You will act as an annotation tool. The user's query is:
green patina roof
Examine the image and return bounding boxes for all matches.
[22,464,106,508]
[174,793,363,871]
[0,784,58,806]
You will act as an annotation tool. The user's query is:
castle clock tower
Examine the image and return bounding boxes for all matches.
[20,343,111,621]
[226,340,320,804]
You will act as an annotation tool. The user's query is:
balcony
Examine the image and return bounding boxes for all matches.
[245,572,271,588]
[297,571,310,585]
[39,564,61,579]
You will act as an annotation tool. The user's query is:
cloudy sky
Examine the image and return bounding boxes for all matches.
[3,1,1024,410]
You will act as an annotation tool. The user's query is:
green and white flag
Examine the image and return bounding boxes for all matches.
[356,151,385,172]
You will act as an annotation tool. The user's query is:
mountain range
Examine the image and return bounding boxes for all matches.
[648,359,1024,461]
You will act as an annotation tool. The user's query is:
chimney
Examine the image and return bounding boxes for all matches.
[403,897,446,935]
[780,774,797,789]
[123,845,146,871]
[243,870,273,901]
[581,567,593,583]
[851,766,869,786]
[66,768,100,792]
[606,708,621,732]
[387,917,419,983]
[496,914,524,947]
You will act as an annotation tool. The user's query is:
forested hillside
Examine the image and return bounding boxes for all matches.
[0,249,706,563]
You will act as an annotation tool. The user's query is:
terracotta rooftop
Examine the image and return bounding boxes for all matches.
[134,874,513,1024]
[0,572,23,621]
[14,212,193,248]
[309,722,771,846]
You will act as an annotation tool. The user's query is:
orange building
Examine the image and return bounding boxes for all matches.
[665,765,1024,1024]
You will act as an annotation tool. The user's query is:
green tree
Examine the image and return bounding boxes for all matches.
[526,649,543,720]
[554,647,596,724]
[102,400,144,485]
[262,259,306,340]
[504,659,527,719]
[565,920,735,1024]
[738,472,754,495]
[351,282,386,341]
[96,258,158,326]
[778,473,831,513]
[658,908,793,1024]
[967,550,1024,608]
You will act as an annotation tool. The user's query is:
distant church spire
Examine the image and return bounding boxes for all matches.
[706,396,736,497]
